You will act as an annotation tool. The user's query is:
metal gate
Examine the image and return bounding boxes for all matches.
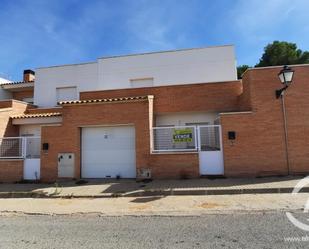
[197,125,224,175]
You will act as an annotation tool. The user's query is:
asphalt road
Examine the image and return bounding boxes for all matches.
[0,212,308,249]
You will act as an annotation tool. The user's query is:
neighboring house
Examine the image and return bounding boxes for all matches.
[0,45,308,183]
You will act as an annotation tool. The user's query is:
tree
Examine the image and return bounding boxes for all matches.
[255,41,309,67]
[237,65,250,79]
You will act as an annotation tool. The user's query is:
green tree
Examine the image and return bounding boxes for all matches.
[237,65,250,79]
[255,41,309,67]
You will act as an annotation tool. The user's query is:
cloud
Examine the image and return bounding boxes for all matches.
[230,0,309,43]
[124,0,195,53]
[0,0,308,79]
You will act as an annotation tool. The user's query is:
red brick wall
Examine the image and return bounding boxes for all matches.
[221,65,309,176]
[26,107,62,114]
[80,81,242,113]
[237,71,252,111]
[0,100,30,137]
[40,100,153,182]
[40,82,241,182]
[149,153,199,178]
[0,160,23,183]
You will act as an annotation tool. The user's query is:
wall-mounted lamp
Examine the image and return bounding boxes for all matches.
[276,65,294,98]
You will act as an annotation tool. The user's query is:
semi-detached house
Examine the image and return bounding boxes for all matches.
[0,45,308,183]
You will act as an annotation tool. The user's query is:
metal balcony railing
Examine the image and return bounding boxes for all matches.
[0,137,41,159]
[152,126,198,152]
[151,125,221,153]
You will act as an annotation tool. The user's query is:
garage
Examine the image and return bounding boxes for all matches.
[81,126,136,178]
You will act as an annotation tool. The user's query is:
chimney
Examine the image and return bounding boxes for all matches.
[23,69,35,82]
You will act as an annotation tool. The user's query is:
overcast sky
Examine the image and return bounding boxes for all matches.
[0,0,308,80]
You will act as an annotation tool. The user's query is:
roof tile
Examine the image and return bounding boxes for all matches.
[58,95,151,105]
[11,112,62,119]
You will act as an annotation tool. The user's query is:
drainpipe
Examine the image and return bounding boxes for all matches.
[280,91,290,175]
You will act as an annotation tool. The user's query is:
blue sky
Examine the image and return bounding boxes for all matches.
[0,0,308,80]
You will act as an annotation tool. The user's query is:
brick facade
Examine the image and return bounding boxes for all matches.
[40,99,153,182]
[1,65,309,182]
[0,100,30,137]
[80,81,242,114]
[221,65,309,177]
[0,160,23,183]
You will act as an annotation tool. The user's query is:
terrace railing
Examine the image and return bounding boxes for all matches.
[0,137,41,159]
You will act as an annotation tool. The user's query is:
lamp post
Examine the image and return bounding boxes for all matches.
[276,65,294,175]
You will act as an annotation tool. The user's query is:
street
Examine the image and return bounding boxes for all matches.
[0,212,308,249]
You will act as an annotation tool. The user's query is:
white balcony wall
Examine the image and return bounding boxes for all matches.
[156,112,218,126]
[19,124,41,137]
[34,46,237,107]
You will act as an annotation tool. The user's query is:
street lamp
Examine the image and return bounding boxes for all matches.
[276,65,294,175]
[276,65,294,98]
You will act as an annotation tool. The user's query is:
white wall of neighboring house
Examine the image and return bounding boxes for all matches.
[34,45,237,107]
[0,77,12,100]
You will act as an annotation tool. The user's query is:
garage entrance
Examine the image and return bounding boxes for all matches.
[81,126,136,178]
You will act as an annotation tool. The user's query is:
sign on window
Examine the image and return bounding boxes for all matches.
[173,128,193,143]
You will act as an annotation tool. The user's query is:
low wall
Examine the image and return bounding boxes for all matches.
[149,153,199,179]
[0,159,23,183]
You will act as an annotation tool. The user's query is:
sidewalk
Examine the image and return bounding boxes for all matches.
[0,193,308,216]
[0,176,307,198]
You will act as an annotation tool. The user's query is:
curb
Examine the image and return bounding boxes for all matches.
[0,187,308,198]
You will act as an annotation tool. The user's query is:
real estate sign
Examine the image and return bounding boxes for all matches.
[173,128,193,143]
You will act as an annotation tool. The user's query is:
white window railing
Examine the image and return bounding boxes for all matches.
[0,137,41,159]
[152,126,198,152]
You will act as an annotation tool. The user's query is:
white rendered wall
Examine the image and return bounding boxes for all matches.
[155,112,218,126]
[34,46,237,107]
[98,46,237,90]
[0,77,12,100]
[19,124,41,136]
[34,62,98,107]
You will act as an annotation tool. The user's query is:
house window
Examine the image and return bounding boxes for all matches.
[22,97,34,104]
[130,78,154,88]
[56,86,78,103]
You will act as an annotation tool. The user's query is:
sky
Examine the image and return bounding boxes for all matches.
[0,0,309,81]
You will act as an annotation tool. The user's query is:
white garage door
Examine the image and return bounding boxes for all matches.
[81,126,136,178]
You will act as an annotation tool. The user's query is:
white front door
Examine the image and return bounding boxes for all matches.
[198,125,224,175]
[24,159,40,180]
[81,126,136,178]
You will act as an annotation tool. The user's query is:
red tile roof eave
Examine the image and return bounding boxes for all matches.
[58,95,152,105]
[11,112,62,119]
[1,81,34,86]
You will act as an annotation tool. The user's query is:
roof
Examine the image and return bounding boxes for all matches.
[58,95,152,105]
[36,45,234,69]
[11,112,62,119]
[241,64,309,77]
[99,44,234,60]
[0,80,34,86]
